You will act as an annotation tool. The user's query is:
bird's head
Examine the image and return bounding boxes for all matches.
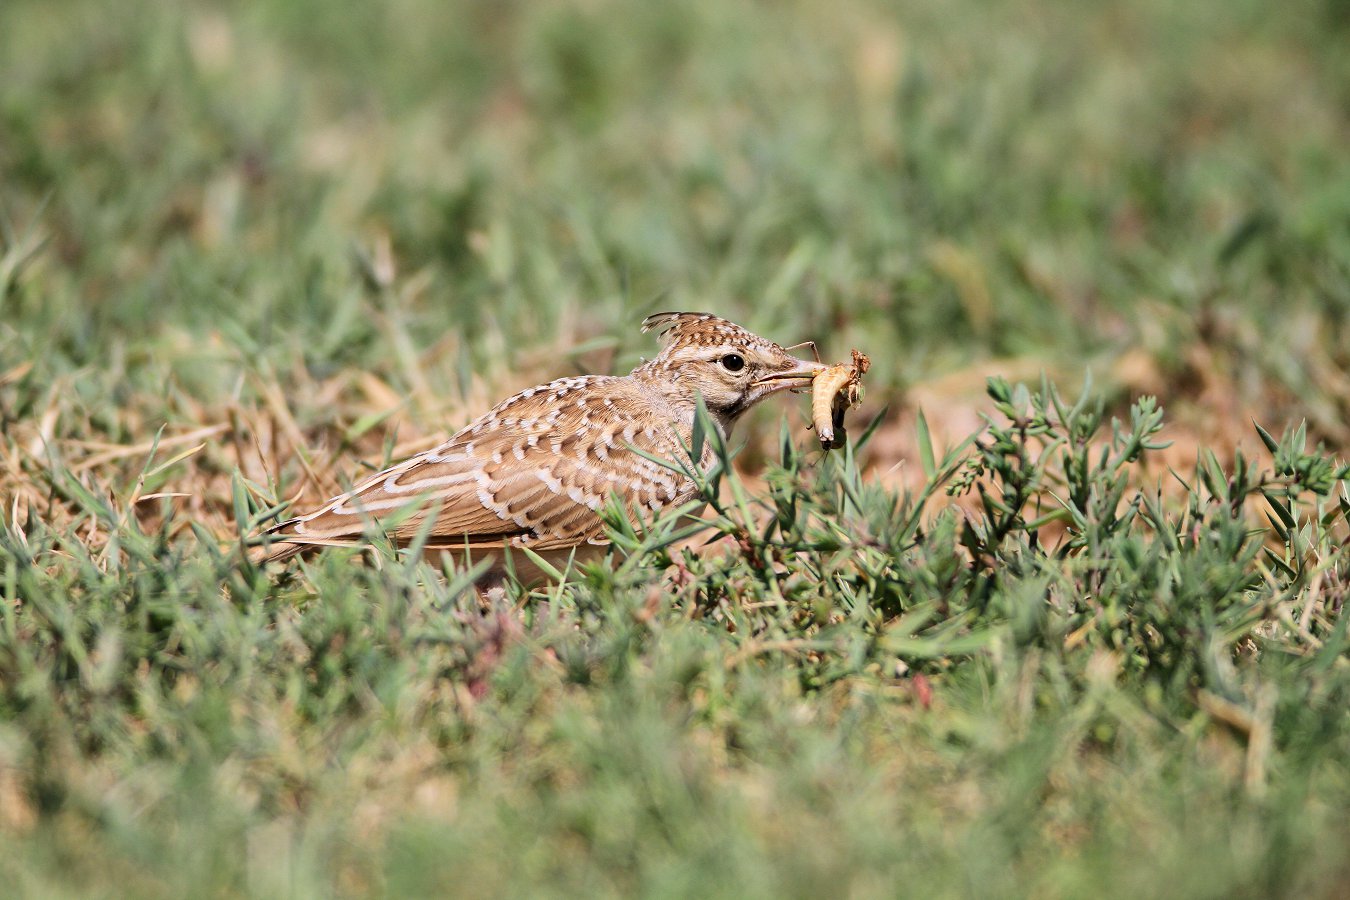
[633,312,825,428]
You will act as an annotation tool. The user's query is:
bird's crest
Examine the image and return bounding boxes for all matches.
[641,311,774,355]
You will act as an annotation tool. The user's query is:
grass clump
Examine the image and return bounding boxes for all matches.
[4,379,1349,897]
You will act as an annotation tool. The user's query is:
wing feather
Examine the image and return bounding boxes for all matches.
[267,375,697,554]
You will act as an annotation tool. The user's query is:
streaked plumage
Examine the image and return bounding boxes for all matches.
[256,312,824,585]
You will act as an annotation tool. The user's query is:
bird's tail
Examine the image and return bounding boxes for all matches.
[245,537,307,567]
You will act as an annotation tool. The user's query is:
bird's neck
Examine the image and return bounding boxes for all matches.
[626,368,737,455]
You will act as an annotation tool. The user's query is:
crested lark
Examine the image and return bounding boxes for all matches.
[257,312,825,586]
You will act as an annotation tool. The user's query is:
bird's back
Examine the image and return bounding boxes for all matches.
[259,373,702,565]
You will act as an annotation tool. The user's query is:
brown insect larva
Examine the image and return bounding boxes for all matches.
[811,349,870,450]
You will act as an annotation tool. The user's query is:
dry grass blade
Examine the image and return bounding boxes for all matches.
[69,425,228,473]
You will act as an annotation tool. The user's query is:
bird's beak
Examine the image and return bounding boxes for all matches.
[755,357,828,393]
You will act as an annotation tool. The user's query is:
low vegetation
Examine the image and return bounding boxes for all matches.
[2,0,1348,895]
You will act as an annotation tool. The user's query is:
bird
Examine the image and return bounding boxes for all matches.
[253,312,826,588]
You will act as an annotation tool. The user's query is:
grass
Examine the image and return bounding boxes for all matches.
[2,0,1350,895]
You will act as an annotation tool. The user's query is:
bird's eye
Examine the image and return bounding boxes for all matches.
[720,354,746,373]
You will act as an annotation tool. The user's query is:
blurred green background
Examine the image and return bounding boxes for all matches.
[5,0,1348,433]
[2,0,1350,896]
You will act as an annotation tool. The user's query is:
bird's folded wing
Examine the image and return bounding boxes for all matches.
[266,386,694,553]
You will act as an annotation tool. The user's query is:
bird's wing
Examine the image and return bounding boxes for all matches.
[265,376,696,554]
